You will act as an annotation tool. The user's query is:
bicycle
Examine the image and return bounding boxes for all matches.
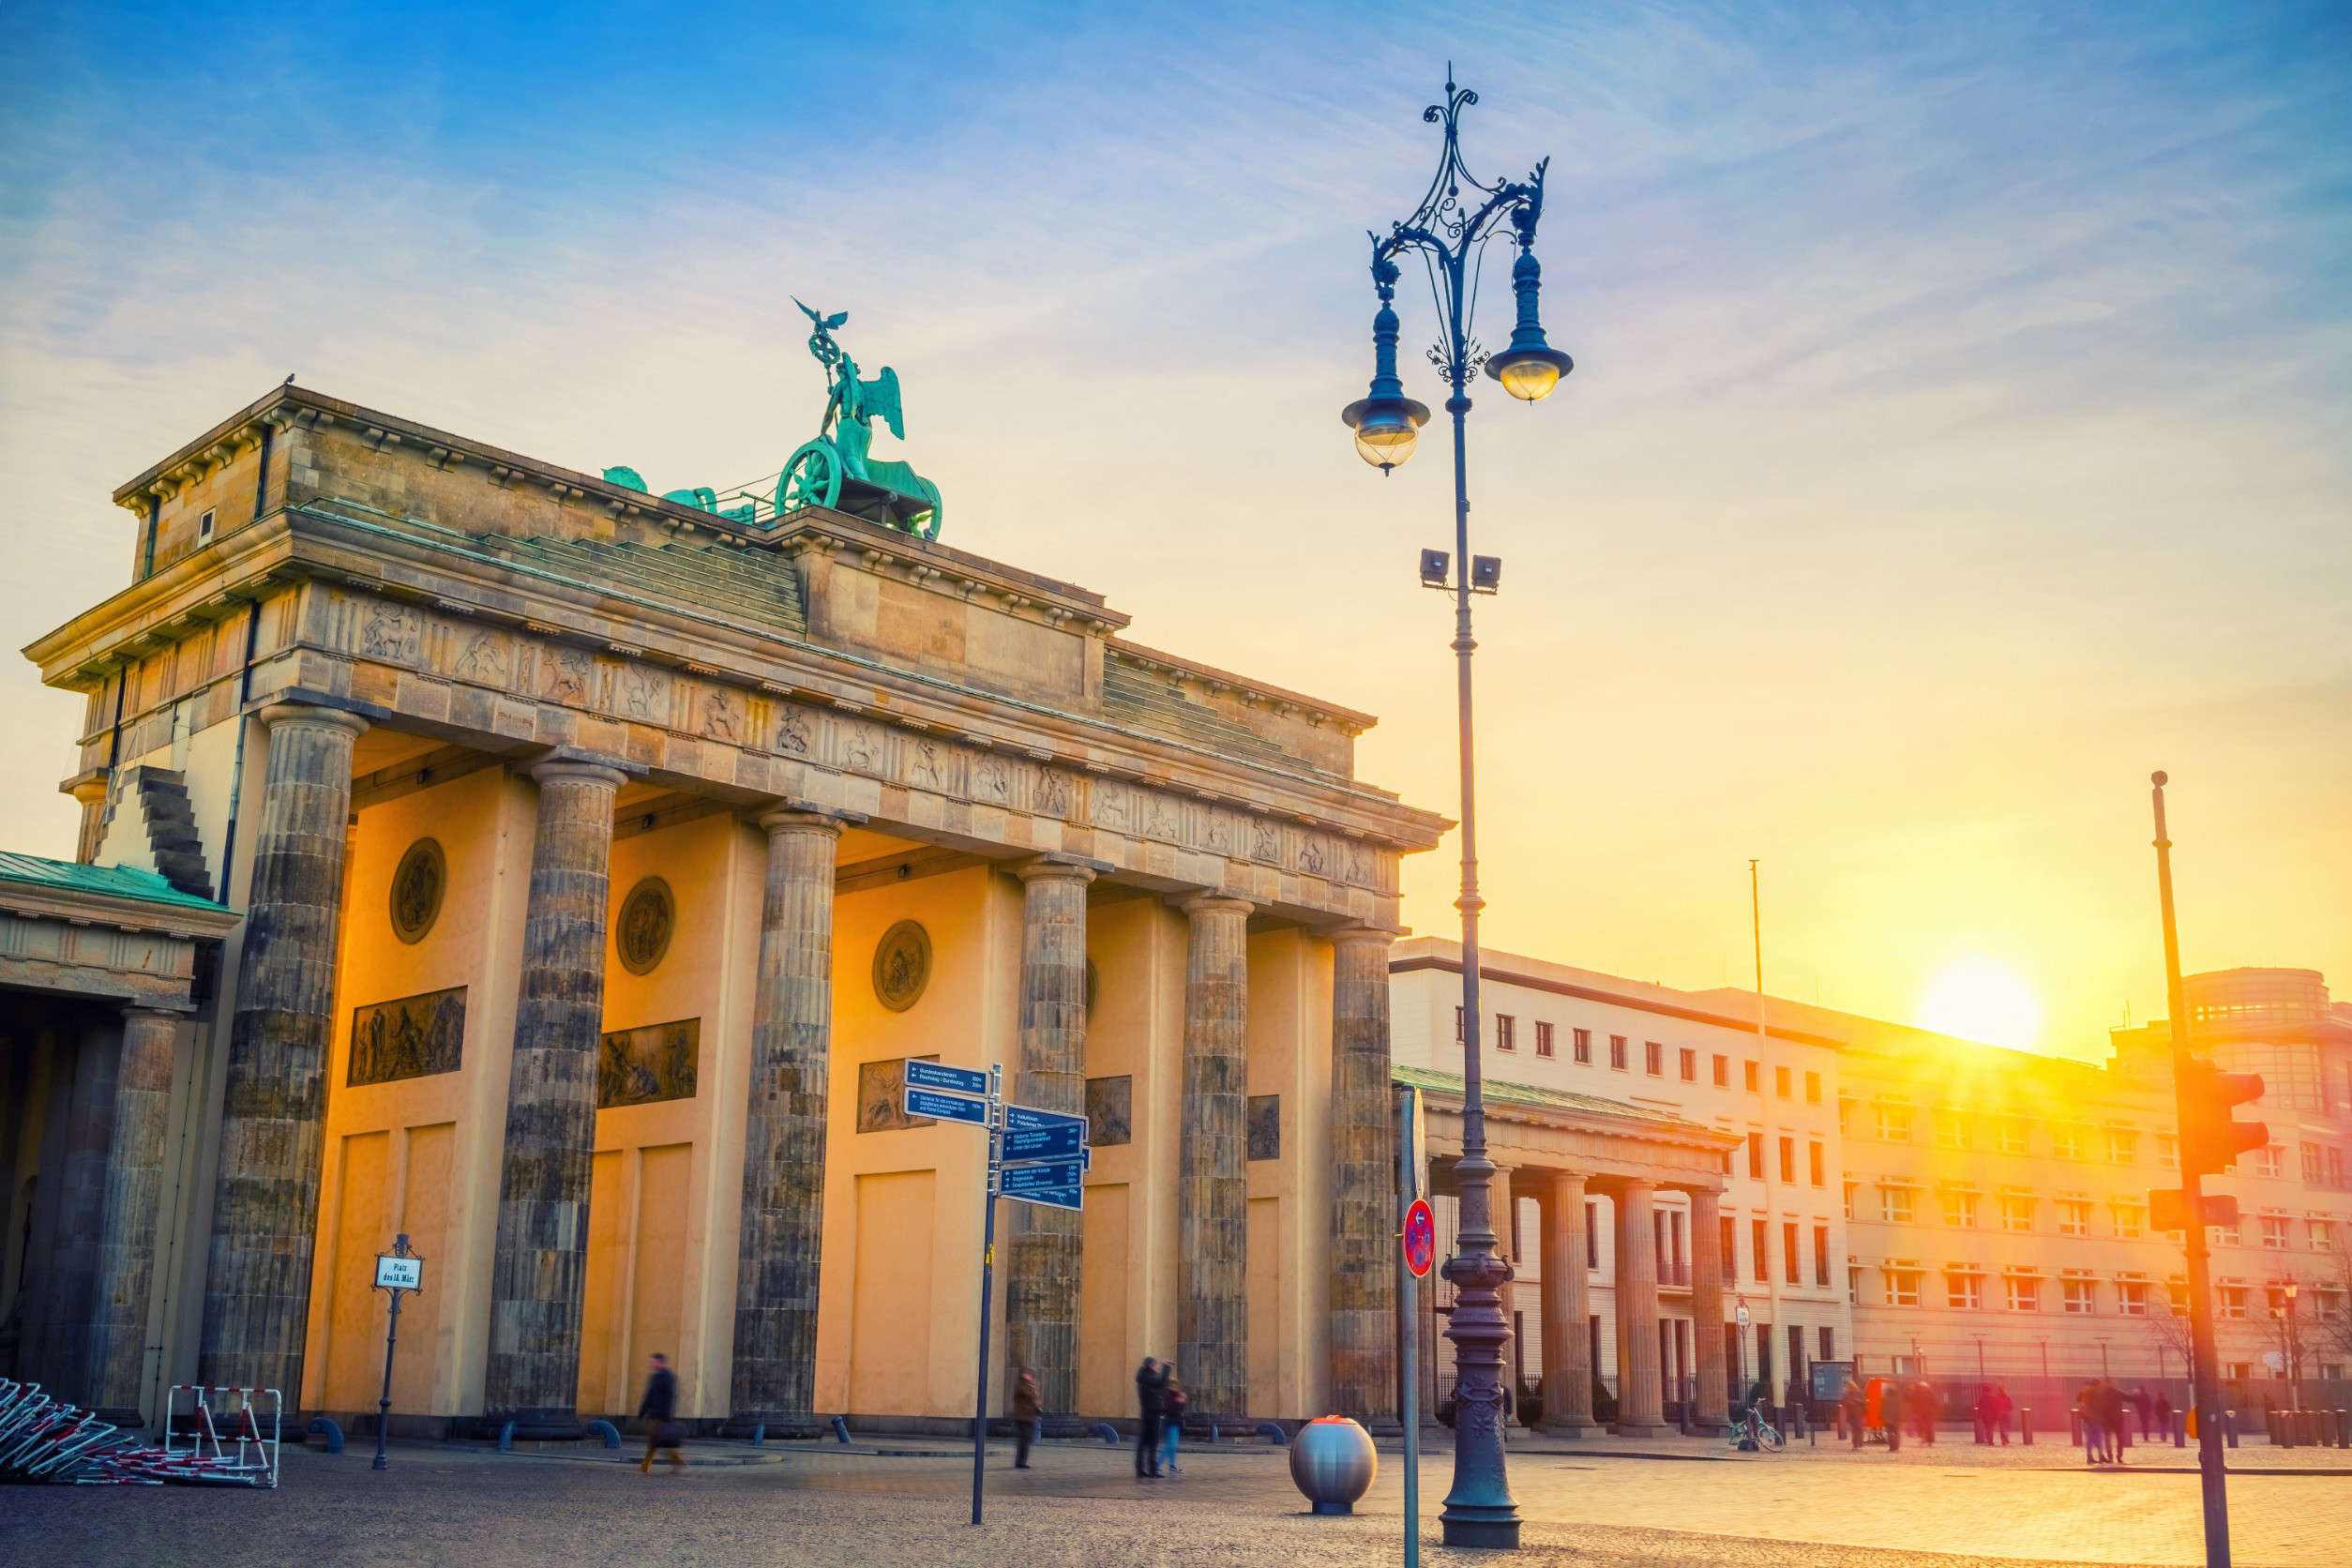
[1727,1406,1785,1452]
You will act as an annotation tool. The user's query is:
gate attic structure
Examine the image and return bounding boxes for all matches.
[18,383,1446,1436]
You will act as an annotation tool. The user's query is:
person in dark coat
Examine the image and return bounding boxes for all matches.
[1135,1357,1168,1477]
[1910,1379,1937,1445]
[1012,1365,1042,1470]
[638,1352,683,1474]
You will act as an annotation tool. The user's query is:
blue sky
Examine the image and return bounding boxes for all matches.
[4,3,2347,1051]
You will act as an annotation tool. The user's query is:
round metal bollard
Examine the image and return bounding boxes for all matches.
[1289,1416,1377,1516]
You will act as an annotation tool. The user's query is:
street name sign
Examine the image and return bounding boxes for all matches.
[905,1086,989,1125]
[1001,1158,1086,1194]
[905,1060,989,1097]
[374,1254,423,1291]
[1003,1121,1085,1163]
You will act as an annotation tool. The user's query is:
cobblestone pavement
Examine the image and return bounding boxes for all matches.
[0,1432,2344,1568]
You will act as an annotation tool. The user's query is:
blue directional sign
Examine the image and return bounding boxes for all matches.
[905,1060,989,1097]
[1001,1183,1081,1212]
[904,1086,989,1125]
[1002,1122,1084,1163]
[1004,1104,1087,1136]
[1001,1158,1086,1194]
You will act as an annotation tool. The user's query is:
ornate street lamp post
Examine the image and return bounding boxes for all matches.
[1343,75,1572,1552]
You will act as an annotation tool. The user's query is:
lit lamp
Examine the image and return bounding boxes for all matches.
[1483,244,1574,402]
[1341,264,1431,473]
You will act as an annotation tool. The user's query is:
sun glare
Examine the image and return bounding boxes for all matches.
[1919,958,2043,1052]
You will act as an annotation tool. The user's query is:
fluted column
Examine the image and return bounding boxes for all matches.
[42,1015,125,1399]
[1327,926,1395,1425]
[729,809,842,1433]
[1688,1185,1729,1431]
[1176,893,1251,1421]
[1538,1170,1592,1434]
[200,701,368,1398]
[87,1006,185,1418]
[483,758,626,1436]
[1004,858,1093,1421]
[1611,1179,1665,1435]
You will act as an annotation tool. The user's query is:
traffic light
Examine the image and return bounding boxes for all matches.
[2177,1056,2266,1175]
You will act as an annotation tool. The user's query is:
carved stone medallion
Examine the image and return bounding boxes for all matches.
[389,837,446,944]
[872,919,932,1012]
[616,877,676,975]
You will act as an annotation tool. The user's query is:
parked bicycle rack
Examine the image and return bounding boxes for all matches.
[0,1380,277,1486]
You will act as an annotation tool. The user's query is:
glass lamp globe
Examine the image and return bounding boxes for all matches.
[1485,345,1574,402]
[1341,393,1430,475]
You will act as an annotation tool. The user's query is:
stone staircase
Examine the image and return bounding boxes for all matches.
[114,765,215,899]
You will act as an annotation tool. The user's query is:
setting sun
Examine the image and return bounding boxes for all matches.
[1919,958,2044,1052]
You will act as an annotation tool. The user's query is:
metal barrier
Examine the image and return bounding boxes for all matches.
[0,1380,279,1486]
[160,1385,281,1487]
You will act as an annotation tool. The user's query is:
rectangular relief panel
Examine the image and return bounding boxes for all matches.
[1084,1075,1133,1147]
[855,1055,940,1134]
[348,987,466,1086]
[1246,1093,1280,1162]
[598,1018,700,1109]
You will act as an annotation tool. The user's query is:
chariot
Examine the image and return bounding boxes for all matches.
[774,303,943,538]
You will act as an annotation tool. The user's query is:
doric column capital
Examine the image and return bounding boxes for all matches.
[527,757,627,791]
[1328,924,1398,951]
[1013,855,1096,887]
[256,700,369,739]
[755,807,846,838]
[121,1003,188,1022]
[1174,891,1254,919]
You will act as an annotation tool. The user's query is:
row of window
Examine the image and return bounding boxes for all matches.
[1458,1011,1823,1105]
[1848,1182,2344,1252]
[1720,1215,1834,1289]
[1866,1267,2351,1321]
[1733,1132,1828,1186]
[1851,1103,2350,1185]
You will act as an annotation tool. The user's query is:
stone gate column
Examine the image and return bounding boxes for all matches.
[1327,926,1395,1425]
[200,701,368,1399]
[1003,858,1093,1421]
[43,1015,125,1399]
[728,809,841,1435]
[1176,893,1251,1422]
[1687,1184,1729,1431]
[1611,1179,1665,1435]
[483,757,626,1437]
[87,1006,186,1418]
[1537,1170,1592,1434]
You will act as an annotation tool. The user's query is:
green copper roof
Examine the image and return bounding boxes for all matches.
[1392,1062,1700,1130]
[0,851,234,914]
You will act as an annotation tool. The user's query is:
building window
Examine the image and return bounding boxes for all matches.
[2314,1218,2337,1252]
[1947,1271,1983,1309]
[2253,1144,2284,1179]
[2058,1199,2091,1238]
[2106,1126,2138,1164]
[2112,1200,2145,1240]
[1803,1070,1822,1105]
[1573,1027,1591,1064]
[1609,1034,1628,1071]
[1588,1201,1601,1268]
[1997,1116,2031,1155]
[2302,1142,2326,1184]
[1679,1047,1696,1081]
[1720,1214,1737,1274]
[2061,1275,2096,1315]
[1936,1108,1968,1150]
[1783,1221,1801,1283]
[2118,1278,2150,1317]
[1744,1060,1761,1093]
[1645,1039,1663,1076]
[1941,1188,1979,1228]
[1818,1325,1835,1361]
[1874,1103,1913,1142]
[1747,1132,1765,1180]
[1843,1180,1856,1220]
[1774,1064,1791,1098]
[2210,1216,2241,1247]
[2166,1277,2190,1314]
[2260,1215,2293,1250]
[1778,1137,1795,1184]
[2000,1194,2035,1232]
[2156,1131,2177,1169]
[1753,1218,1770,1282]
[1535,1020,1554,1058]
[1812,1225,1830,1286]
[1808,1141,1825,1186]
[2051,1123,2084,1160]
[198,507,216,541]
[2218,1285,2247,1320]
[1884,1267,1921,1307]
[2329,1147,2345,1186]
[1496,1014,1516,1052]
[1847,1266,1862,1304]
[1880,1184,1914,1224]
[2005,1274,2041,1312]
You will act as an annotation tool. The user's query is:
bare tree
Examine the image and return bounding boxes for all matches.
[2311,1231,2352,1370]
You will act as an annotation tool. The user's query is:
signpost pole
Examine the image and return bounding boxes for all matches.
[1398,1086,1424,1568]
[371,1232,418,1472]
[971,1065,1003,1526]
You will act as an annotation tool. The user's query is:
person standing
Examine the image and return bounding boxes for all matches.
[2077,1382,2105,1464]
[1911,1379,1937,1446]
[2099,1380,2129,1463]
[1989,1383,2013,1445]
[1159,1371,1187,1475]
[1012,1364,1042,1470]
[1842,1375,1867,1451]
[1135,1357,1168,1478]
[638,1352,684,1475]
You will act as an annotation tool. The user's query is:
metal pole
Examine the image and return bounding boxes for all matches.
[971,1066,1003,1526]
[1399,1088,1422,1568]
[2153,772,2231,1568]
[373,1289,401,1471]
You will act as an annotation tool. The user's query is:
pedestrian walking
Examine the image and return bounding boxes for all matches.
[1910,1379,1937,1446]
[2099,1380,2129,1463]
[1842,1376,1867,1451]
[1881,1380,1903,1453]
[2077,1382,2106,1464]
[638,1352,684,1475]
[1012,1364,1041,1470]
[2154,1390,2174,1440]
[1135,1357,1167,1478]
[1159,1372,1187,1475]
[1988,1383,2013,1445]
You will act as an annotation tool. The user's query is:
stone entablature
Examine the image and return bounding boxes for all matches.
[0,854,239,1010]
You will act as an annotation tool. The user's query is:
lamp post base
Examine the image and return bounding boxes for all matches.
[1441,1512,1523,1549]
